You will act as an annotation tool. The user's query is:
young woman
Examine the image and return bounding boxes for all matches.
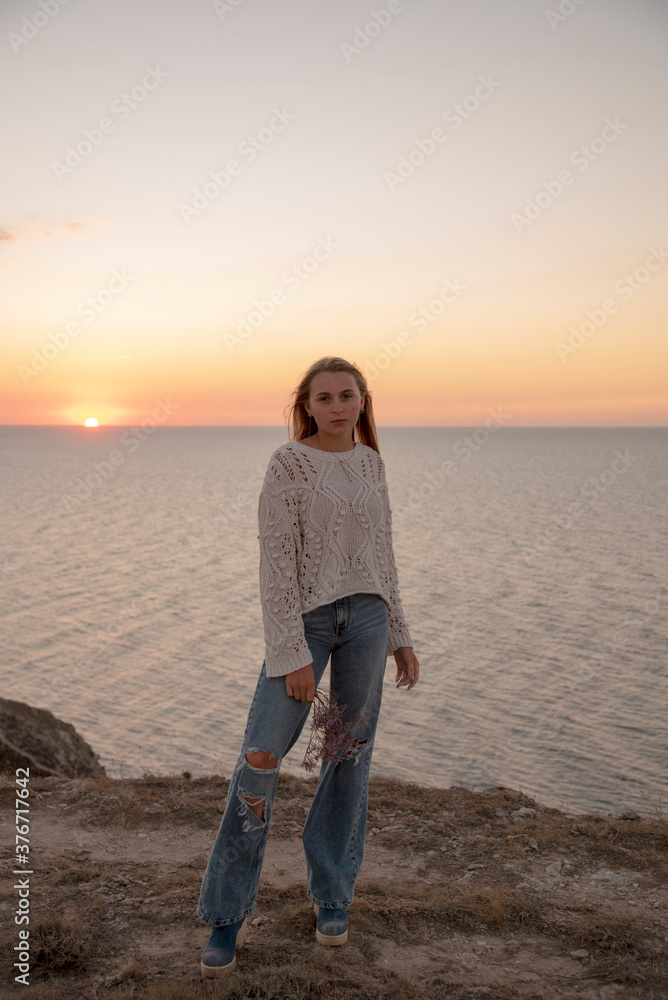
[196,355,420,976]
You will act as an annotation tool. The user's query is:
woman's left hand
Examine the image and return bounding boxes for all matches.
[393,647,419,690]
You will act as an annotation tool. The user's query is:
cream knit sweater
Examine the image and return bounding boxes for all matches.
[257,439,413,677]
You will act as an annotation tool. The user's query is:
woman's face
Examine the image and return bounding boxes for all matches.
[306,372,363,434]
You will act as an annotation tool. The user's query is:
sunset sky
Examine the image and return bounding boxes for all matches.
[1,0,667,426]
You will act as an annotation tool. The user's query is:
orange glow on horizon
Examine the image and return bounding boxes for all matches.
[0,340,664,427]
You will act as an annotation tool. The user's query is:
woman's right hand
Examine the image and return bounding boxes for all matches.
[285,664,315,702]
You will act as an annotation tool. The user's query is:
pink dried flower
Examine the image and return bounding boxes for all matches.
[302,689,366,772]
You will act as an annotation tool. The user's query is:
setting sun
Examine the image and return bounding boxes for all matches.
[84,418,99,427]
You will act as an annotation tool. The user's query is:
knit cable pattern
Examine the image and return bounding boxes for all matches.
[257,441,413,676]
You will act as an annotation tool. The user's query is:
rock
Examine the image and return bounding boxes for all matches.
[590,868,635,884]
[546,861,563,876]
[500,789,523,800]
[0,698,105,778]
[618,808,641,821]
[511,807,538,820]
[569,949,590,960]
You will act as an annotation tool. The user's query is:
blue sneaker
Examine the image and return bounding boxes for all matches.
[200,915,249,976]
[314,904,348,946]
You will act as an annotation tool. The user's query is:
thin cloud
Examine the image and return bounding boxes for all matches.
[2,216,114,243]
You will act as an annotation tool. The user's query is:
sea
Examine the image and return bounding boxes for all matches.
[1,426,666,818]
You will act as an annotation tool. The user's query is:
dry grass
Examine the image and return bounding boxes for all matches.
[363,777,668,882]
[1,771,666,999]
[572,909,650,955]
[564,908,666,987]
[0,896,108,984]
[134,949,425,1000]
[17,769,667,875]
[32,912,100,974]
[18,770,321,834]
[352,880,545,939]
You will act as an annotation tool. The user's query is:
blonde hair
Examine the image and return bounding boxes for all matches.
[285,356,380,453]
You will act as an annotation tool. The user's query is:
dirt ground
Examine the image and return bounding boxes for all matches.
[0,771,666,999]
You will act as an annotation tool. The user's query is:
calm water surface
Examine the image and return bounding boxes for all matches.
[1,426,666,817]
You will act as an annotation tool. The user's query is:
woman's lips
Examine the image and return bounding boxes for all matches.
[331,419,346,424]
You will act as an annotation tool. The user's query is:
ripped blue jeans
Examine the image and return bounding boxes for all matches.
[195,592,390,927]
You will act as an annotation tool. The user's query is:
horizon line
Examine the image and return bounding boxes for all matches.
[1,424,666,430]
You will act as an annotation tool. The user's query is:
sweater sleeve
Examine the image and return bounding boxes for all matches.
[257,455,313,678]
[379,457,414,656]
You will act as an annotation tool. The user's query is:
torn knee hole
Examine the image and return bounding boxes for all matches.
[343,738,371,763]
[245,750,278,770]
[241,793,265,820]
